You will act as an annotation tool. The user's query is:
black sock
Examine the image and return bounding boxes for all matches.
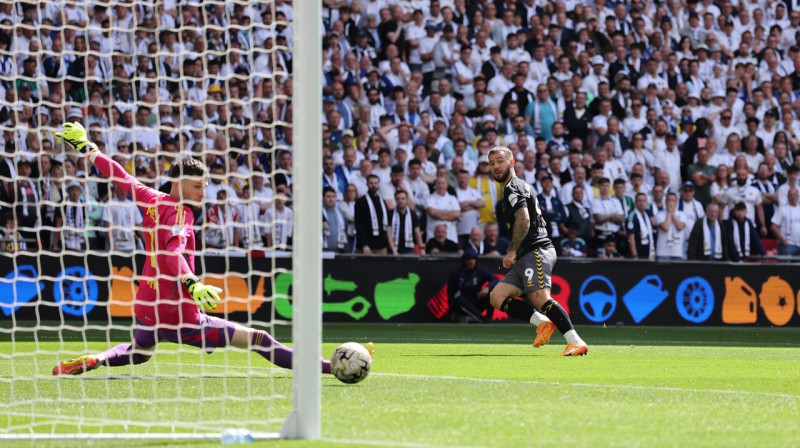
[540,299,574,334]
[499,297,535,321]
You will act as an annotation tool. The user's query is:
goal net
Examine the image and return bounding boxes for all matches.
[0,0,321,441]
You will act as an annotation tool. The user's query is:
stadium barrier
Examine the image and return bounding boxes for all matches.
[1,254,798,327]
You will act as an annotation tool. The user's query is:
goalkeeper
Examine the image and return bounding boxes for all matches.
[52,122,336,376]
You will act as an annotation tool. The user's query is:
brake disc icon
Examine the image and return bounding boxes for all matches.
[54,266,99,317]
[675,276,714,323]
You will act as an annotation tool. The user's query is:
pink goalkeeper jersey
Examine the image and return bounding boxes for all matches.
[92,151,201,327]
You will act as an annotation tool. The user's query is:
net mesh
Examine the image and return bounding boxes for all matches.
[0,0,295,437]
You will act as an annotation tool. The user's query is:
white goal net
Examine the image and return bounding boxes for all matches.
[0,0,320,440]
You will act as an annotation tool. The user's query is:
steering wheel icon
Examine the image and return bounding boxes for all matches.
[579,275,617,323]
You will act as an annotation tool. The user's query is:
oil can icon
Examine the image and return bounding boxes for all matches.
[622,275,669,324]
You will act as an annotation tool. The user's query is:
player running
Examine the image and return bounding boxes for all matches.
[51,122,351,376]
[487,146,588,356]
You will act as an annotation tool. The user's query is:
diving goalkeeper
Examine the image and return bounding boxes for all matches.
[52,122,339,376]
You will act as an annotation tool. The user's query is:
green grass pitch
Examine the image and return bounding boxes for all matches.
[1,323,799,447]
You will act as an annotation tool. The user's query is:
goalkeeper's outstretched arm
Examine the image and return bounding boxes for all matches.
[56,122,161,204]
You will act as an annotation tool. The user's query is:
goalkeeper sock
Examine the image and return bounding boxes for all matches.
[251,330,332,374]
[99,344,150,367]
[498,297,535,321]
[540,299,581,344]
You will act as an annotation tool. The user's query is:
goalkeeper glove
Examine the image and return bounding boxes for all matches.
[54,122,96,154]
[183,275,223,311]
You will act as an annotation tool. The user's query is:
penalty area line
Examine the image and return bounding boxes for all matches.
[372,373,800,400]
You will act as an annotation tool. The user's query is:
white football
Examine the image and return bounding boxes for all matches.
[330,342,372,384]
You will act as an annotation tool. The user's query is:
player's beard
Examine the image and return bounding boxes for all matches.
[492,166,512,184]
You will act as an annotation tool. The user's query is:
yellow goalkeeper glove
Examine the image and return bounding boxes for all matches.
[54,122,95,154]
[183,276,223,311]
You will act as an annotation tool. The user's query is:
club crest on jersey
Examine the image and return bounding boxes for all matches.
[171,225,183,237]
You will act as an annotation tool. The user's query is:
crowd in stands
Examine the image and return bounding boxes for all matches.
[2,0,800,262]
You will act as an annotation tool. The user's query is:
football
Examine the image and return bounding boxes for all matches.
[331,342,372,384]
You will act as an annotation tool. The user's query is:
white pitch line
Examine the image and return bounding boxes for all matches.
[322,437,487,448]
[372,373,800,400]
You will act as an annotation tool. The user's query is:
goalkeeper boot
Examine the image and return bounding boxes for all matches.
[53,355,99,376]
[559,343,589,357]
[533,321,556,348]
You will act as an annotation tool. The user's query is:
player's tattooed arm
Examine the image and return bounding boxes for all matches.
[507,207,530,254]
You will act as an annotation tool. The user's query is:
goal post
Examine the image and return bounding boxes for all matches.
[281,0,323,440]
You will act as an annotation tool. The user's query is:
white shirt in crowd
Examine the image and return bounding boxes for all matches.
[678,198,705,240]
[591,196,624,234]
[455,185,482,236]
[654,147,682,191]
[104,197,142,252]
[426,191,461,241]
[265,206,294,249]
[722,183,763,223]
[655,209,689,258]
[771,204,800,247]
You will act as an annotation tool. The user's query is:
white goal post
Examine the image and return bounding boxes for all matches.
[281,0,323,440]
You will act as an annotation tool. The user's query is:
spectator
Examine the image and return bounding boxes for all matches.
[265,194,293,251]
[205,190,243,250]
[322,187,347,253]
[381,164,413,210]
[687,147,717,206]
[354,174,392,254]
[777,166,799,207]
[52,181,88,252]
[626,192,655,260]
[454,169,484,246]
[688,203,729,261]
[104,184,143,252]
[482,222,508,256]
[560,222,588,259]
[752,163,779,234]
[710,165,731,218]
[14,160,40,250]
[655,192,687,261]
[405,157,430,208]
[537,174,566,249]
[678,181,705,251]
[591,177,624,247]
[447,248,498,323]
[426,177,461,242]
[563,184,593,244]
[388,189,423,255]
[239,185,268,250]
[338,184,359,253]
[350,159,373,198]
[725,202,766,262]
[596,239,622,259]
[771,189,800,257]
[272,151,294,196]
[464,225,485,254]
[322,155,345,201]
[722,168,766,237]
[425,223,459,254]
[654,133,681,192]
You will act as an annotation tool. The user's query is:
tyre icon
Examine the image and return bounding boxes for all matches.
[675,276,714,323]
